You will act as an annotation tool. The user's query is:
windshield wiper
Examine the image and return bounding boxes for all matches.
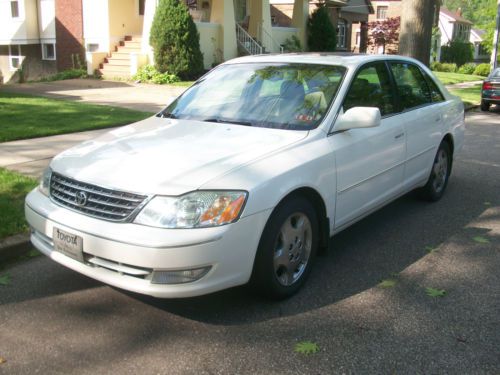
[157,111,177,119]
[202,118,252,126]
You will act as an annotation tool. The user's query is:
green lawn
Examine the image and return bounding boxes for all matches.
[449,84,481,106]
[0,92,152,142]
[0,168,38,240]
[169,81,195,87]
[433,72,484,85]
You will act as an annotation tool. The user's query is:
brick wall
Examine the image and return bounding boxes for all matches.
[55,0,84,71]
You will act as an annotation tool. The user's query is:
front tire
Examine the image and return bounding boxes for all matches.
[250,196,319,299]
[419,141,451,202]
[481,100,490,111]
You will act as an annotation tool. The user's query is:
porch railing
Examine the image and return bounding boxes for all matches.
[236,23,263,55]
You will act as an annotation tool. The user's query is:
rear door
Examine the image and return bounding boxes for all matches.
[388,62,445,190]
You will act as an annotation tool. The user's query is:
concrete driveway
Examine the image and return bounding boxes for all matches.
[0,110,498,374]
[1,78,185,113]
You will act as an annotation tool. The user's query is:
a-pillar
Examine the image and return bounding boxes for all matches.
[210,0,238,61]
[248,0,273,52]
[292,0,309,50]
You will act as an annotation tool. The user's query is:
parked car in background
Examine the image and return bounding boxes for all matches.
[481,68,500,111]
[25,54,465,300]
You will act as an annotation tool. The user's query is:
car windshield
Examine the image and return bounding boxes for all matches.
[492,68,500,78]
[160,63,346,130]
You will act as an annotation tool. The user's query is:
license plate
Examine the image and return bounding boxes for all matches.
[53,227,84,262]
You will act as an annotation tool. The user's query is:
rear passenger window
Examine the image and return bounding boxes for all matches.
[343,63,395,116]
[424,74,445,102]
[390,62,432,110]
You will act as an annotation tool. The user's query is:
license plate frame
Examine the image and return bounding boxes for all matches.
[52,227,84,262]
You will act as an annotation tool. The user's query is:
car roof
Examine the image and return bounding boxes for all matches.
[223,53,423,69]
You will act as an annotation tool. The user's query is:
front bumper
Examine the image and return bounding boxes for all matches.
[25,189,271,298]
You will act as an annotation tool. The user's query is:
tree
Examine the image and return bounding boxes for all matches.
[149,0,204,80]
[366,17,401,54]
[307,5,336,52]
[399,0,439,66]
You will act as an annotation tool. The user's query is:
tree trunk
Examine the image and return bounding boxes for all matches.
[398,0,437,66]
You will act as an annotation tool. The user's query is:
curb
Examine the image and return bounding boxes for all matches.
[0,233,32,263]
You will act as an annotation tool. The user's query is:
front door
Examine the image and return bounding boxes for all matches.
[331,62,406,230]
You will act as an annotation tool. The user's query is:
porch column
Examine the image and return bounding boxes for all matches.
[142,0,157,60]
[210,0,238,61]
[248,0,272,52]
[292,0,309,50]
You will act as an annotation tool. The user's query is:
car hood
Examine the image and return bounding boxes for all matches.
[51,116,308,195]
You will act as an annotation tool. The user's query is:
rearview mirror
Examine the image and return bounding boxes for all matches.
[335,107,381,132]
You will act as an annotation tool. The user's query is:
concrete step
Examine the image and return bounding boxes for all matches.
[98,69,131,79]
[101,64,130,73]
[109,52,132,60]
[105,58,132,66]
[116,46,142,53]
[121,41,142,48]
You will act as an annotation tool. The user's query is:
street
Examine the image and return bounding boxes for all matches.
[0,110,499,374]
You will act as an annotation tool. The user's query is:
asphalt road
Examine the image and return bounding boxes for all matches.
[0,110,499,374]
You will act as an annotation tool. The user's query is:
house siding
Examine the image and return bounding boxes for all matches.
[0,44,57,83]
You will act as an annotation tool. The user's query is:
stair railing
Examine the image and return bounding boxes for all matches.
[236,23,263,55]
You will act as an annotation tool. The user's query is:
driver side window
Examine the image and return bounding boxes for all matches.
[343,62,395,116]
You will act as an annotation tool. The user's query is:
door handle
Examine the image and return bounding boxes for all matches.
[394,132,404,140]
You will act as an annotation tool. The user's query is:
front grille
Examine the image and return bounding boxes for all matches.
[50,173,148,222]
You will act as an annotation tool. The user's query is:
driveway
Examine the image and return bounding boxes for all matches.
[0,110,498,374]
[1,78,185,113]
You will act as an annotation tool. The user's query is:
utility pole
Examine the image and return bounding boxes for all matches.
[491,0,500,70]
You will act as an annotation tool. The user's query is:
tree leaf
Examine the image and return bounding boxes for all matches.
[473,236,490,244]
[426,287,446,297]
[0,356,6,364]
[0,274,10,286]
[379,279,397,288]
[294,341,319,355]
[27,249,40,258]
[425,246,437,253]
[483,201,491,206]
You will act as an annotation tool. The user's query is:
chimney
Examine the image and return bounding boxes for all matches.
[457,7,462,17]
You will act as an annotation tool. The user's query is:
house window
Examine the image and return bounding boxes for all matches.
[8,45,22,70]
[337,19,346,49]
[86,43,99,52]
[11,0,19,18]
[376,6,388,20]
[42,43,56,60]
[139,0,145,15]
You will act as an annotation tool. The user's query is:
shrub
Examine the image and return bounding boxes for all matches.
[458,63,477,75]
[133,65,179,84]
[307,5,336,52]
[474,63,491,77]
[430,61,442,71]
[282,35,302,52]
[440,41,473,67]
[150,0,204,80]
[431,62,457,73]
[40,69,87,82]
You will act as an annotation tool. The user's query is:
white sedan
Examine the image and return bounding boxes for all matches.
[25,54,465,299]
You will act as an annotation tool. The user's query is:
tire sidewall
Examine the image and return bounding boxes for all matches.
[251,196,319,299]
[424,141,452,201]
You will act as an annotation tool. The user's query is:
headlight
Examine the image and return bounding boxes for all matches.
[39,167,52,196]
[134,191,247,228]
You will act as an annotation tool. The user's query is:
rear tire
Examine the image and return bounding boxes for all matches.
[419,141,451,202]
[250,196,319,300]
[481,100,490,111]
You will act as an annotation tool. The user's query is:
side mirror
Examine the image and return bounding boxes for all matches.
[335,107,381,132]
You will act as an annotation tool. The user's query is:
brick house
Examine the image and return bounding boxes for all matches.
[0,0,84,84]
[270,0,373,52]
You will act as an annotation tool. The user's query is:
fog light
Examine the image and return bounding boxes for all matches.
[151,266,212,284]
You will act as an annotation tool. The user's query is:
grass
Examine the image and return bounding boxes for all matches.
[0,92,152,142]
[433,72,484,85]
[449,84,481,106]
[169,81,195,87]
[0,168,38,240]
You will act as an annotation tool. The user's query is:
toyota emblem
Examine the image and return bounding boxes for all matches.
[75,191,88,206]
